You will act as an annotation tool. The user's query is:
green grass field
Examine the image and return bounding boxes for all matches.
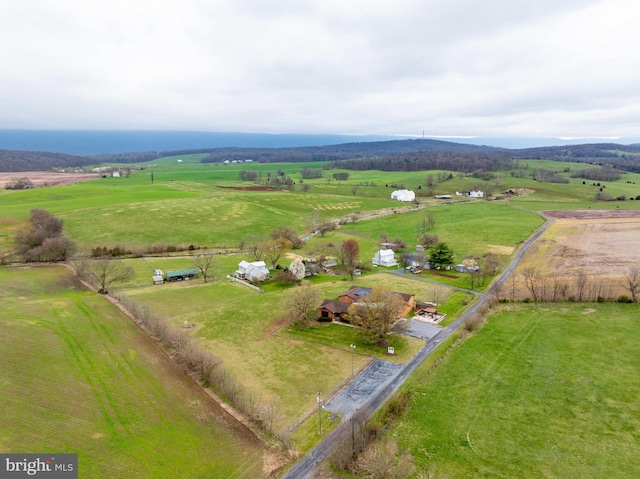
[119,267,430,431]
[3,157,640,466]
[0,265,263,478]
[390,303,640,478]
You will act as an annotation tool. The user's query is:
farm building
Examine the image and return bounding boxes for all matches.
[404,253,431,269]
[456,190,484,198]
[235,260,270,282]
[165,268,199,281]
[455,264,479,273]
[373,249,398,267]
[391,189,415,202]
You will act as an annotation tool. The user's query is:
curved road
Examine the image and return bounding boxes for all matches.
[281,215,553,479]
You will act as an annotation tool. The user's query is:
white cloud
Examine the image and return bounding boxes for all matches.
[0,0,639,138]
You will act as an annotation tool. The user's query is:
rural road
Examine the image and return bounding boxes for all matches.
[281,215,552,479]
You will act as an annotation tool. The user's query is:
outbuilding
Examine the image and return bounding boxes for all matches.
[165,268,199,281]
[391,189,416,202]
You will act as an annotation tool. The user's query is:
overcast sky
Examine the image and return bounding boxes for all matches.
[1,0,638,140]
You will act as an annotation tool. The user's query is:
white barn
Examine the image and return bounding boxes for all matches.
[456,190,484,198]
[235,260,270,282]
[373,249,398,267]
[391,189,415,202]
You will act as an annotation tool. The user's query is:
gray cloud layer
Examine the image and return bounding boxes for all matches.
[1,0,637,138]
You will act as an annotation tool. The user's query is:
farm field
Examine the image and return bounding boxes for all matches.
[390,302,640,478]
[0,265,265,478]
[513,209,640,299]
[3,156,640,472]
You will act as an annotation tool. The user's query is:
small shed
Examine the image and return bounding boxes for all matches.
[455,264,479,273]
[152,275,164,285]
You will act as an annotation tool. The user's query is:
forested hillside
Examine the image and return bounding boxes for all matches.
[2,139,640,173]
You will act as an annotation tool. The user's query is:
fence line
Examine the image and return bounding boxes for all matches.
[226,274,264,293]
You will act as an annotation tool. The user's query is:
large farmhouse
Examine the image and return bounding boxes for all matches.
[235,260,270,282]
[373,249,398,267]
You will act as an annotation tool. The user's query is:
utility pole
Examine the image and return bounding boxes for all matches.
[317,392,324,435]
[350,344,357,378]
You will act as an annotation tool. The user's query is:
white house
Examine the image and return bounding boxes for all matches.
[235,260,270,282]
[373,249,398,267]
[391,189,415,202]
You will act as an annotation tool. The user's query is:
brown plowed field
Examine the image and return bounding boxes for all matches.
[0,171,99,188]
[514,209,640,298]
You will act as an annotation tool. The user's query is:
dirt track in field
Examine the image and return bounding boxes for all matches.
[0,171,99,188]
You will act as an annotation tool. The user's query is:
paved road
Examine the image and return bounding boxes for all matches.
[281,216,552,479]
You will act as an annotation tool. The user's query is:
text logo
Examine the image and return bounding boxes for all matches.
[1,454,77,478]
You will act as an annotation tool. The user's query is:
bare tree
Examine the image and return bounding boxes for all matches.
[356,438,416,479]
[574,270,589,302]
[481,252,502,286]
[351,184,358,196]
[624,267,640,302]
[425,284,448,306]
[522,267,543,302]
[282,280,321,325]
[75,257,135,294]
[506,272,521,302]
[347,288,406,342]
[418,232,439,248]
[340,239,360,280]
[192,254,215,283]
[318,221,336,237]
[245,234,265,261]
[260,237,293,269]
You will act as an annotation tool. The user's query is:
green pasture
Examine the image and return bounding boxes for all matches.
[324,202,545,272]
[0,265,262,479]
[57,188,393,250]
[390,303,640,478]
[117,262,452,431]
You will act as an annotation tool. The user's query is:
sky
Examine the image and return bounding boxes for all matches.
[1,0,639,141]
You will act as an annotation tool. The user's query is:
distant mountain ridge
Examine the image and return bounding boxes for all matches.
[1,137,640,173]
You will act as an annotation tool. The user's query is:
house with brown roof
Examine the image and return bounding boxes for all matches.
[318,299,350,321]
[338,286,415,316]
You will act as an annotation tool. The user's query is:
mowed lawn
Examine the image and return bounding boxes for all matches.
[0,265,263,479]
[391,303,640,478]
